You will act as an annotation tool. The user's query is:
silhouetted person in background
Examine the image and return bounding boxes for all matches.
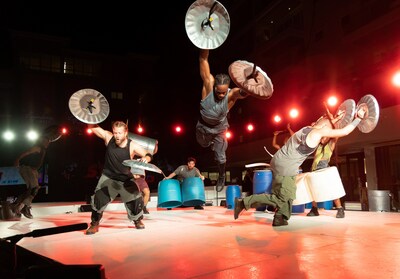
[11,137,50,219]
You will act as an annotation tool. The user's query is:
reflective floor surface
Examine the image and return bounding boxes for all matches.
[1,202,399,279]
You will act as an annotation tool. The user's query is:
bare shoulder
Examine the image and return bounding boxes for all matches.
[230,87,241,94]
[204,74,215,91]
[130,140,147,157]
[228,87,244,103]
[103,130,113,143]
[307,128,324,148]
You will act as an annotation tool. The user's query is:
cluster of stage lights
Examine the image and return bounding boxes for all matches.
[0,96,339,142]
[128,96,342,141]
[70,71,400,138]
[2,130,40,142]
[2,127,69,142]
[5,71,400,143]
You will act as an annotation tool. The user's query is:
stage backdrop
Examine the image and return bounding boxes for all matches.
[0,167,25,186]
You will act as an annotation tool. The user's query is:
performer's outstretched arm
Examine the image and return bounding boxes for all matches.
[307,106,366,148]
[199,49,214,100]
[287,123,294,136]
[88,124,112,145]
[272,131,281,150]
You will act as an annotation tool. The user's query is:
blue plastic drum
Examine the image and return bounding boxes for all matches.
[253,170,273,194]
[253,170,273,211]
[317,200,333,210]
[157,179,182,208]
[226,185,241,210]
[292,204,305,214]
[305,201,333,210]
[181,177,206,207]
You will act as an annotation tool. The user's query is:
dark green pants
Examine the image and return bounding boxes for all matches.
[243,174,297,220]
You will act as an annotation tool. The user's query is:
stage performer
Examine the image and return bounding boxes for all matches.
[164,157,205,209]
[234,107,366,226]
[196,49,248,192]
[85,121,152,235]
[272,123,294,151]
[306,110,345,218]
[11,136,50,219]
[131,167,151,214]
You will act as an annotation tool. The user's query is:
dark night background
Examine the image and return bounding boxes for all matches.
[0,1,280,164]
[1,1,260,199]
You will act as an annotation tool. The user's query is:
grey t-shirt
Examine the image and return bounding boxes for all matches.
[173,165,201,182]
[271,127,316,176]
[198,90,229,133]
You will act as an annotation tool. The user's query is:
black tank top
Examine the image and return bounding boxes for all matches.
[103,137,133,182]
[19,145,46,170]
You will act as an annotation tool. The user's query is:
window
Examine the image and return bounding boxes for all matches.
[63,57,98,77]
[19,53,61,73]
[111,91,124,100]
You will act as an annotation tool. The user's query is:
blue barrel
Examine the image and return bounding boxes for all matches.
[317,200,333,210]
[305,201,333,210]
[292,204,305,214]
[157,179,182,208]
[253,170,273,211]
[226,185,241,210]
[181,177,206,206]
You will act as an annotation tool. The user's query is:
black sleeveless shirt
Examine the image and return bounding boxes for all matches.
[103,137,133,182]
[19,145,46,170]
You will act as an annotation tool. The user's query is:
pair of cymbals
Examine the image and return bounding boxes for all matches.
[334,95,379,133]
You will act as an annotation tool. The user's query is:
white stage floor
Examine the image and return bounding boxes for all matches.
[1,202,400,279]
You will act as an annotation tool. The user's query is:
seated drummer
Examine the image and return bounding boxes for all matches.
[164,157,205,209]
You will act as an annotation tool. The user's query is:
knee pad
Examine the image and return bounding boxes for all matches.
[92,187,111,210]
[125,197,144,216]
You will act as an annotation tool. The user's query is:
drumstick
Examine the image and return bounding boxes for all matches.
[323,102,335,128]
[194,168,204,180]
[264,146,274,158]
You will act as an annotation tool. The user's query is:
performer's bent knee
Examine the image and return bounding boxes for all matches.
[92,188,111,210]
[126,198,144,216]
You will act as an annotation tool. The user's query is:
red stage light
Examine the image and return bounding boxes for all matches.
[289,108,299,119]
[273,115,282,123]
[246,124,254,132]
[327,96,338,106]
[392,71,400,88]
[174,125,182,134]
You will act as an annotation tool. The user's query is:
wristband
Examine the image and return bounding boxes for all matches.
[349,118,361,128]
